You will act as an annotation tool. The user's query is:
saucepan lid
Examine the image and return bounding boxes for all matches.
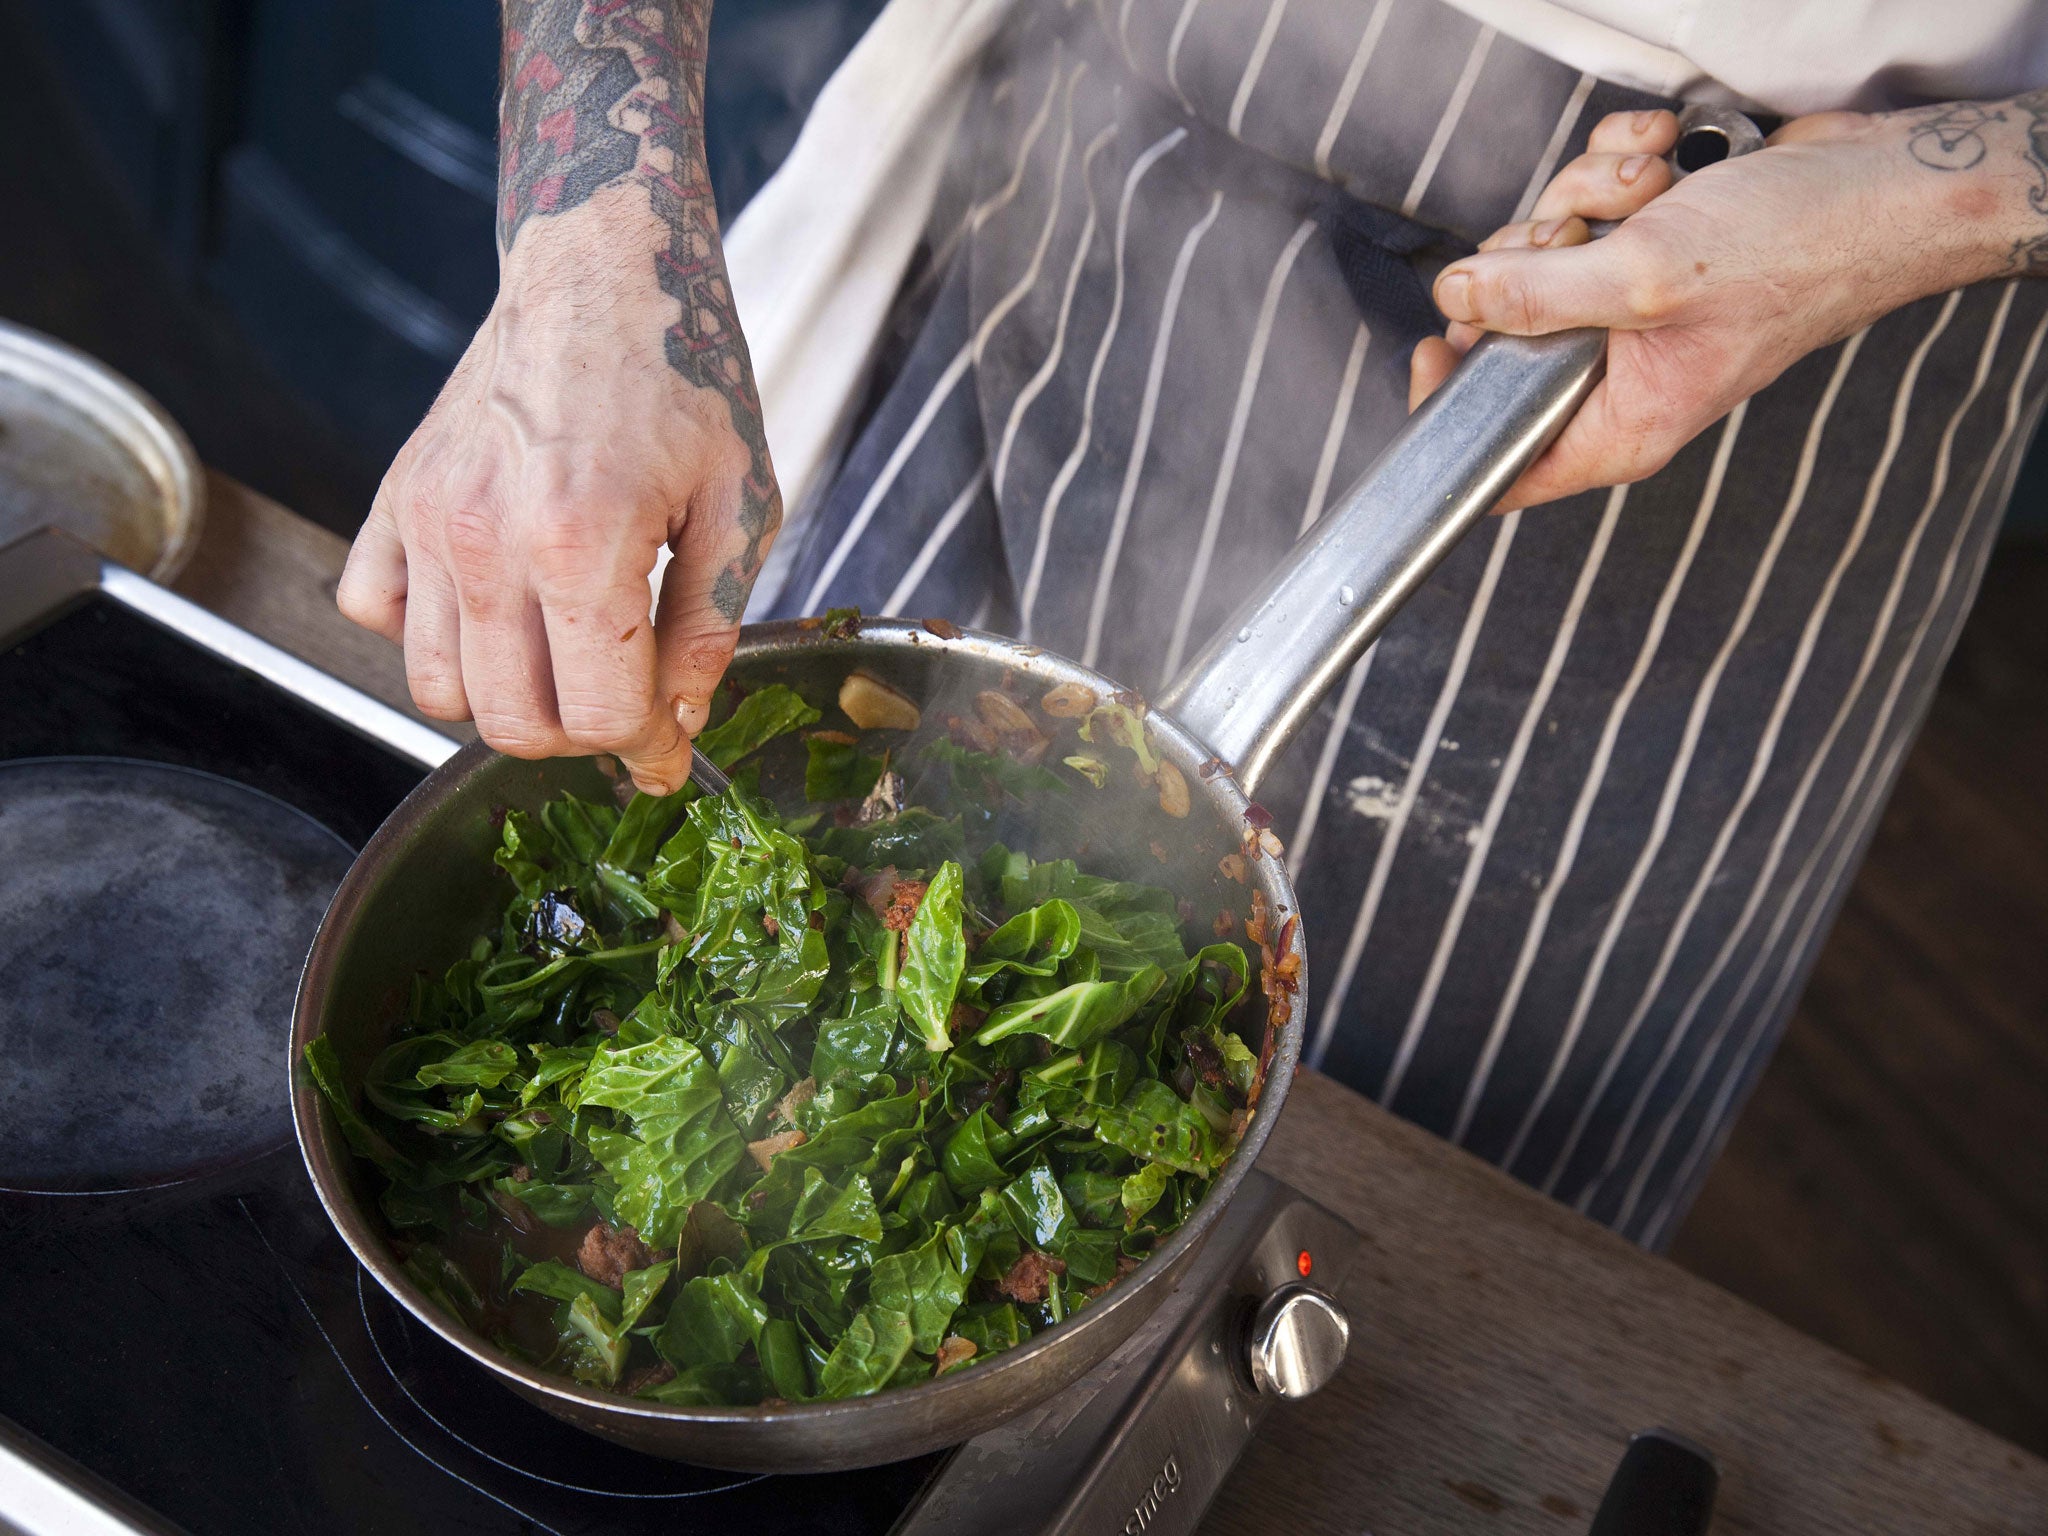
[0,320,204,583]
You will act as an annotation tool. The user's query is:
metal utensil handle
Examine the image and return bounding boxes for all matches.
[1160,106,1762,795]
[689,752,733,795]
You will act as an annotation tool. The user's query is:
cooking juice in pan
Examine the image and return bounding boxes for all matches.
[306,675,1287,1407]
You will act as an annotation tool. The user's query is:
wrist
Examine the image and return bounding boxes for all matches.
[495,179,681,310]
[1883,92,2048,290]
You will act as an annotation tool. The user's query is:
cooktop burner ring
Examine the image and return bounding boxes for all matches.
[0,755,355,1195]
[356,1271,769,1501]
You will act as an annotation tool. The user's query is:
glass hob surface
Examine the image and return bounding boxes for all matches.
[0,592,940,1534]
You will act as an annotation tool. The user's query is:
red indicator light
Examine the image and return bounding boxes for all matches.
[1296,1249,1313,1278]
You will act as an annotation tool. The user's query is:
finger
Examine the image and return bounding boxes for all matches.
[1434,237,1662,337]
[1767,110,1866,147]
[336,491,408,643]
[1478,215,1593,253]
[461,576,572,762]
[1408,336,1461,410]
[533,515,686,794]
[654,504,752,753]
[1586,108,1679,157]
[400,551,470,721]
[1529,151,1671,224]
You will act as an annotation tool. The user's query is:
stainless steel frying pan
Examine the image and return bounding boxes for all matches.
[290,109,1759,1473]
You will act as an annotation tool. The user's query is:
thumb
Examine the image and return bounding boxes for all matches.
[1408,335,1462,410]
[653,513,749,747]
[1432,237,1651,337]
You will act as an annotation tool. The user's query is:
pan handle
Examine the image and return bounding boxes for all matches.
[1159,106,1762,796]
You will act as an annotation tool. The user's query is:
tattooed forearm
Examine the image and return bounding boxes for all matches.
[1899,89,2048,278]
[498,0,781,622]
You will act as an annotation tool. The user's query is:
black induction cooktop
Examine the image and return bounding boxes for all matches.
[0,531,1366,1536]
[0,531,941,1534]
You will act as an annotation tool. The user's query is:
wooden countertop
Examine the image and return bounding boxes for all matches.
[179,473,2047,1536]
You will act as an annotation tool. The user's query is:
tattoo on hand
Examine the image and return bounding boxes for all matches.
[2013,91,2048,276]
[1902,89,2048,277]
[1905,101,2003,171]
[500,1,783,623]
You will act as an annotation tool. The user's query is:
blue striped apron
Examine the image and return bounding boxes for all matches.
[764,0,2048,1244]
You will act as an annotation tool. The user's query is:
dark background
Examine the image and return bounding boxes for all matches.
[0,0,882,533]
[1,0,2042,1463]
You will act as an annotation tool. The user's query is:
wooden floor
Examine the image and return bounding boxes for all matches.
[1670,540,2048,1457]
[3,0,2044,1464]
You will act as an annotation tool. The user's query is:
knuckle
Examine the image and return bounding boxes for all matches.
[1482,269,1544,333]
[1618,265,1677,322]
[530,498,604,563]
[335,574,381,625]
[474,714,562,759]
[407,673,469,721]
[673,628,739,680]
[558,695,661,752]
[530,502,641,599]
[441,500,505,566]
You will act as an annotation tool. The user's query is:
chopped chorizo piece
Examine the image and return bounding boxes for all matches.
[577,1222,655,1288]
[748,1128,808,1172]
[934,1336,978,1375]
[1183,1029,1241,1103]
[882,879,929,933]
[995,1249,1067,1305]
[1086,1254,1144,1298]
[774,1076,818,1125]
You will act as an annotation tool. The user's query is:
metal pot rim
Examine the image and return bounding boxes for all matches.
[290,617,1305,1441]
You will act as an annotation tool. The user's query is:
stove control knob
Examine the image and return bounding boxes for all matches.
[1245,1285,1350,1399]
